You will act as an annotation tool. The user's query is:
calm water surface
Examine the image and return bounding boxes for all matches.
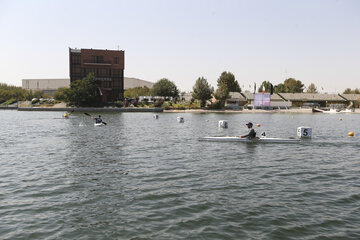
[1,110,360,239]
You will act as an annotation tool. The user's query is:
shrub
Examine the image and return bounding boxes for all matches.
[114,100,124,108]
[162,102,171,110]
[4,98,18,105]
[208,101,224,109]
[154,98,164,107]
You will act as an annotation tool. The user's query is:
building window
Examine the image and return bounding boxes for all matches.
[114,57,119,64]
[92,56,104,63]
[112,69,120,76]
[73,67,82,74]
[71,54,81,65]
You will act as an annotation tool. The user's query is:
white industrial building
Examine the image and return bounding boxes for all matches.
[22,79,70,95]
[22,77,154,95]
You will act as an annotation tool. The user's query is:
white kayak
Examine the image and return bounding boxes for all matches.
[94,122,105,127]
[199,136,301,143]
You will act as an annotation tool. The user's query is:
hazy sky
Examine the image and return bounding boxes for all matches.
[0,0,359,93]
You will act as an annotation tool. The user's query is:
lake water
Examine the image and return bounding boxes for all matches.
[1,110,360,239]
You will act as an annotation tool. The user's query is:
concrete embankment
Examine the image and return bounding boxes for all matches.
[18,107,163,112]
[164,108,314,113]
[0,106,18,110]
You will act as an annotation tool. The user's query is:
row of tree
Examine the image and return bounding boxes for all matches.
[1,73,358,108]
[0,83,47,104]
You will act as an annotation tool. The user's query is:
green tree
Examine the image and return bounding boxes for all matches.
[0,83,32,103]
[306,83,318,93]
[258,81,272,93]
[283,78,304,93]
[217,71,241,92]
[54,87,72,101]
[215,83,229,102]
[343,88,360,94]
[66,73,97,106]
[275,83,285,93]
[192,77,214,107]
[124,86,151,99]
[151,78,179,98]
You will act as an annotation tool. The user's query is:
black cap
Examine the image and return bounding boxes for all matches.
[99,115,101,117]
[246,122,253,126]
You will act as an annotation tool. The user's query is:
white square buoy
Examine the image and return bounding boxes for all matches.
[218,120,228,128]
[177,116,184,123]
[297,126,312,138]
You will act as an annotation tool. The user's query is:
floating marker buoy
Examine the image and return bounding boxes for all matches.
[153,114,159,119]
[339,118,342,121]
[257,124,261,127]
[297,126,312,138]
[348,132,354,137]
[177,116,184,123]
[206,120,209,122]
[218,120,228,128]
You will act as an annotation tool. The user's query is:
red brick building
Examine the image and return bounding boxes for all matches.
[69,48,125,103]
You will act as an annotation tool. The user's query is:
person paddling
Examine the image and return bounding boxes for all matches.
[94,115,102,124]
[84,113,107,125]
[239,122,256,139]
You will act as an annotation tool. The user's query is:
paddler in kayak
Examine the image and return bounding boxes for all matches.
[93,115,103,124]
[239,122,257,139]
[63,109,74,118]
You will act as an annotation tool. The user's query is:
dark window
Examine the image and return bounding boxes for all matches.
[86,68,95,75]
[112,69,120,76]
[71,54,81,65]
[114,57,119,64]
[73,67,82,74]
[91,55,104,63]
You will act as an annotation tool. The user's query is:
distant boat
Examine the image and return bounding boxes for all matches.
[339,108,354,113]
[312,108,354,114]
[323,108,339,114]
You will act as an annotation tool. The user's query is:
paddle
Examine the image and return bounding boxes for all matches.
[84,112,107,125]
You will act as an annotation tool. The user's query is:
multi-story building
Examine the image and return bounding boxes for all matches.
[69,48,125,103]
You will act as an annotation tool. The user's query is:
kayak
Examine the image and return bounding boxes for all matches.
[199,136,301,143]
[94,122,105,127]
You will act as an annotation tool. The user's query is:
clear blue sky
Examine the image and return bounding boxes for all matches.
[0,0,359,93]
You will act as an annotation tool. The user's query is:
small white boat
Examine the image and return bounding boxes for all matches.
[339,108,354,113]
[323,108,339,114]
[94,122,105,127]
[199,136,301,143]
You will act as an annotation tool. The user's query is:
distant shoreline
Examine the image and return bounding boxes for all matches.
[164,108,313,113]
[164,108,360,113]
[1,106,359,114]
[16,107,163,112]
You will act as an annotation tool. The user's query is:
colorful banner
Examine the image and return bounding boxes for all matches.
[254,93,270,107]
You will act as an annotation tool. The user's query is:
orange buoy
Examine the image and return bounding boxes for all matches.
[257,124,261,127]
[348,132,354,137]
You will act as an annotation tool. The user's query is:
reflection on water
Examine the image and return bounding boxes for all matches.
[0,110,359,239]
